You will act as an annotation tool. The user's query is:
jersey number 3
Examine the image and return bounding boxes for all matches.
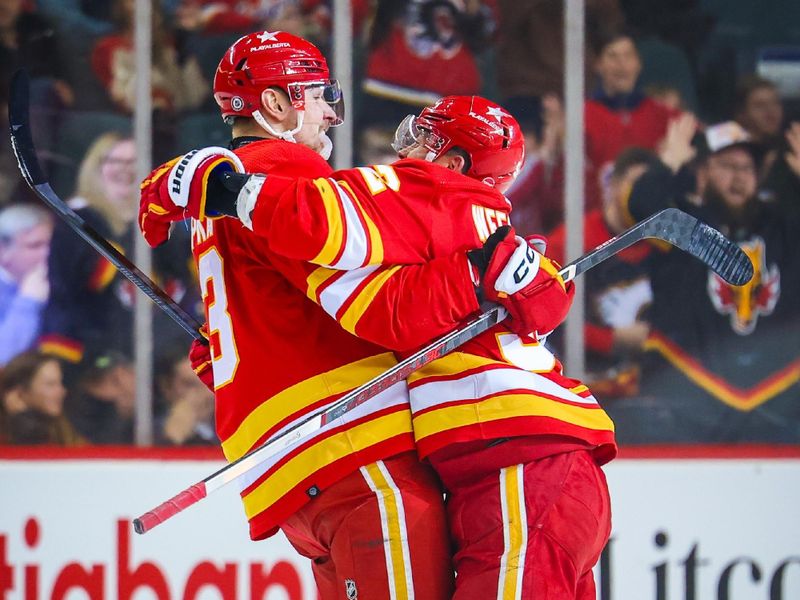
[198,248,239,388]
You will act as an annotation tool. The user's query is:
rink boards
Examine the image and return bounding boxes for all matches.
[1,446,799,600]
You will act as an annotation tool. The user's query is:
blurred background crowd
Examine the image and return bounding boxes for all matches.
[0,0,798,448]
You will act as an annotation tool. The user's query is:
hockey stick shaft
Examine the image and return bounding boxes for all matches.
[8,70,204,341]
[133,207,751,534]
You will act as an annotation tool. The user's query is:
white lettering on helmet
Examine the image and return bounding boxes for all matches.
[251,42,291,52]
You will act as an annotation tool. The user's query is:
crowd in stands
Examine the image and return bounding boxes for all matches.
[1,0,799,447]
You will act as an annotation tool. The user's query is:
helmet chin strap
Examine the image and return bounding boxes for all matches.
[319,133,333,160]
[252,109,305,143]
[252,109,333,160]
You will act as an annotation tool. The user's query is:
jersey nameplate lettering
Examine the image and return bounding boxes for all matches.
[191,218,215,249]
[471,204,509,242]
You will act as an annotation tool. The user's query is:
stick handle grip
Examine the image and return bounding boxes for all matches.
[133,483,207,534]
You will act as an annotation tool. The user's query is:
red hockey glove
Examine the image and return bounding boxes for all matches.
[138,147,244,247]
[189,324,214,392]
[468,226,575,337]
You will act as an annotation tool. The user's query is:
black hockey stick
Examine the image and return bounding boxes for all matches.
[8,70,204,341]
[132,207,752,534]
[559,206,753,287]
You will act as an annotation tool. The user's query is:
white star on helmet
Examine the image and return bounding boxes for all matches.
[486,106,506,120]
[257,31,279,42]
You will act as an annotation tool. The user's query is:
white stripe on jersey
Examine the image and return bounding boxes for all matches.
[318,265,380,319]
[409,365,599,414]
[234,379,409,493]
[324,179,370,270]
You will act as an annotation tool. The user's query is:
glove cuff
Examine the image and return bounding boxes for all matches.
[206,172,249,217]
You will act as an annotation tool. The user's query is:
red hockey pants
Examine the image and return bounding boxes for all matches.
[446,449,611,599]
[281,451,454,599]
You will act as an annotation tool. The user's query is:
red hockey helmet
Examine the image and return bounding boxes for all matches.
[213,30,343,125]
[393,96,525,192]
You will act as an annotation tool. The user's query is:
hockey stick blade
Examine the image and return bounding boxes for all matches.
[132,207,751,534]
[639,208,753,286]
[9,70,204,341]
[560,208,753,286]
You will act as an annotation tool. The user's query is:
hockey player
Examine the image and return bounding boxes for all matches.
[138,31,559,599]
[142,93,617,599]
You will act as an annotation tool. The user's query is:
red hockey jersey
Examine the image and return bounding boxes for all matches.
[192,141,479,539]
[246,159,618,463]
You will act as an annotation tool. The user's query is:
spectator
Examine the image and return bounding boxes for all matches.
[733,75,784,150]
[0,351,82,445]
[495,0,624,118]
[645,82,686,112]
[39,132,137,369]
[34,0,115,34]
[504,93,566,235]
[90,0,207,116]
[39,131,199,374]
[733,74,800,215]
[584,26,683,211]
[0,0,73,174]
[173,0,345,43]
[155,345,216,446]
[68,350,134,444]
[361,0,495,125]
[624,120,800,443]
[512,28,688,235]
[548,146,664,401]
[0,203,53,367]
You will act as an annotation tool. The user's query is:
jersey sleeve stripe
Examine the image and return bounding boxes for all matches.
[337,180,384,265]
[220,352,398,461]
[310,177,346,266]
[318,265,380,322]
[325,180,370,269]
[338,266,403,334]
[305,266,342,303]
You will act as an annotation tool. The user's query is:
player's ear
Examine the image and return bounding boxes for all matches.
[260,88,292,124]
[442,152,467,174]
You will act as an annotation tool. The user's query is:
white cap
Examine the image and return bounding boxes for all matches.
[704,121,753,154]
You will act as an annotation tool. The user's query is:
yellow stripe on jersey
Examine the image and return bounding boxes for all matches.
[407,351,498,383]
[498,464,527,600]
[221,352,398,461]
[412,392,615,442]
[361,462,414,600]
[242,409,412,518]
[306,266,340,303]
[310,178,345,266]
[339,265,402,334]
[337,180,384,265]
[569,384,591,395]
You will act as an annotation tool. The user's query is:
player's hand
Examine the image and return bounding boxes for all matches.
[469,226,575,336]
[138,147,244,247]
[189,324,214,392]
